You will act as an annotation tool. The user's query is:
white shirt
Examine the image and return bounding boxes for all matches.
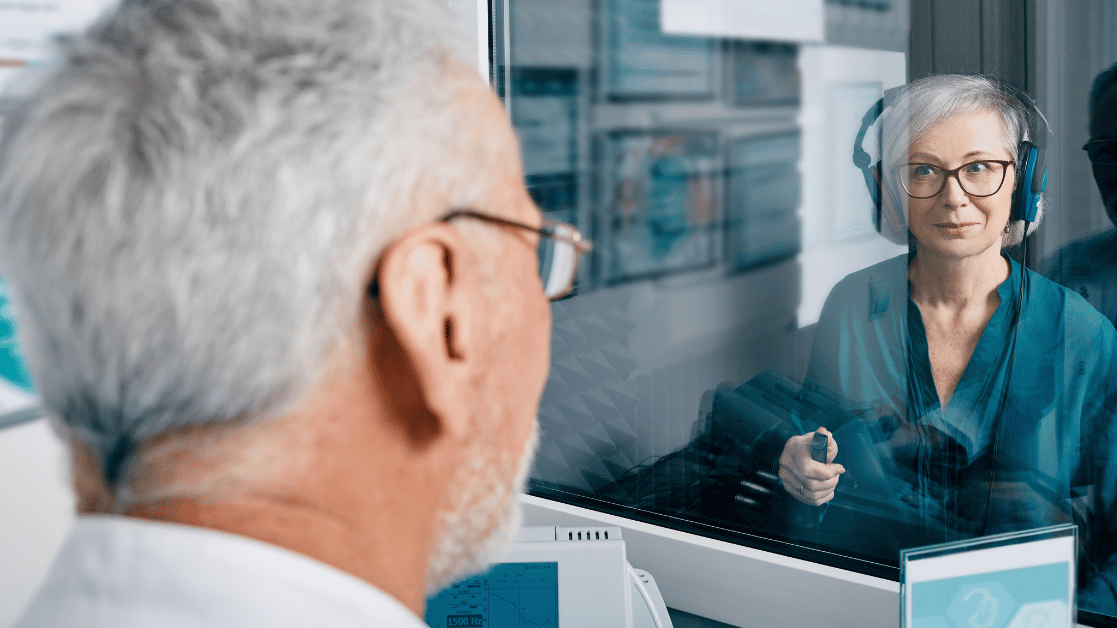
[17,515,429,628]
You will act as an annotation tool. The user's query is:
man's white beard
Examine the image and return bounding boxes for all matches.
[425,420,539,594]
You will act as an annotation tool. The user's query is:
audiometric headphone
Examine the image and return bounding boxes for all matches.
[851,80,1051,240]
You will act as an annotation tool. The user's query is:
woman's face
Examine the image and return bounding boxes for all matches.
[903,110,1016,260]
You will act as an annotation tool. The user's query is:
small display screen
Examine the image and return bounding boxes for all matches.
[911,563,1069,628]
[901,527,1076,628]
[425,562,559,628]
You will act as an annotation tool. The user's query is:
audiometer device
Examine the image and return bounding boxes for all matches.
[425,525,673,628]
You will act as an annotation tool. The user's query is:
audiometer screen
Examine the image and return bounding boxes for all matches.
[902,530,1076,628]
[425,562,559,628]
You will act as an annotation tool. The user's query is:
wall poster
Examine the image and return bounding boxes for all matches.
[726,133,801,271]
[730,42,800,107]
[511,68,581,226]
[600,130,719,284]
[604,0,716,100]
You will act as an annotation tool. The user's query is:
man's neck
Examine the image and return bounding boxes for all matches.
[125,480,437,615]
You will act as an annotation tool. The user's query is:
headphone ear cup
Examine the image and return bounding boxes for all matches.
[1011,142,1034,222]
[867,163,883,232]
[872,163,909,245]
[882,178,909,245]
[1013,141,1045,224]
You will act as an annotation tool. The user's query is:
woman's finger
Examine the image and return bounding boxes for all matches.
[802,473,841,492]
[800,460,846,482]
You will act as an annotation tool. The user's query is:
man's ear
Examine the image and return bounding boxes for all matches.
[371,223,480,445]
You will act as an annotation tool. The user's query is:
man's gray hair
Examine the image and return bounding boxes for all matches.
[878,74,1046,247]
[0,0,487,489]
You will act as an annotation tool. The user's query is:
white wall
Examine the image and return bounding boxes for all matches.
[0,418,75,627]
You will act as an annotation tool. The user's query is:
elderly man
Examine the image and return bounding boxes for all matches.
[0,0,587,625]
[1043,63,1117,328]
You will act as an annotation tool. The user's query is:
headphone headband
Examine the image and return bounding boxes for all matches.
[853,77,1050,230]
[851,85,902,171]
[998,84,1051,149]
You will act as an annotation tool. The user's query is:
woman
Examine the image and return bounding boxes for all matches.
[775,75,1117,609]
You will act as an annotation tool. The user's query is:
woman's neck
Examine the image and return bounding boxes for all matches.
[909,247,1010,310]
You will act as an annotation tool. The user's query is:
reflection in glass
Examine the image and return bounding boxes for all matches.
[1042,64,1117,333]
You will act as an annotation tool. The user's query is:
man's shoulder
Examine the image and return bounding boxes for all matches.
[1042,229,1117,279]
[1026,269,1117,360]
[18,516,428,628]
[1040,229,1117,328]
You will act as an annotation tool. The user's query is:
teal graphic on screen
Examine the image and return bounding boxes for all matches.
[912,562,1069,628]
[425,562,558,628]
[0,277,33,392]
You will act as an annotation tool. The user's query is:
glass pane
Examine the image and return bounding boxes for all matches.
[497,2,1117,623]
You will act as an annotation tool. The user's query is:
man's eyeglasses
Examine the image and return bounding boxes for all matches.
[1084,139,1117,167]
[443,209,593,300]
[897,160,1016,199]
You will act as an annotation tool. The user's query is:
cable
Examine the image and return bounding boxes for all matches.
[980,219,1030,536]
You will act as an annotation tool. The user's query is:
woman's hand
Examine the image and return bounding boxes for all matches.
[778,427,846,506]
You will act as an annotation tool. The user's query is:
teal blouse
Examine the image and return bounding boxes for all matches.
[804,254,1117,614]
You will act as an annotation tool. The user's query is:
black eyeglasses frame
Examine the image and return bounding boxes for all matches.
[441,209,592,252]
[1084,139,1117,167]
[896,160,1016,199]
[367,209,593,300]
[442,209,593,301]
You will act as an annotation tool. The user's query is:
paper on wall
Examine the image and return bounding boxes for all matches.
[661,0,824,43]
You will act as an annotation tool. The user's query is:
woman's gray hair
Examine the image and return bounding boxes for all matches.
[877,74,1046,247]
[0,0,491,492]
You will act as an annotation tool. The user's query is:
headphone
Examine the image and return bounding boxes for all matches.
[852,80,1050,239]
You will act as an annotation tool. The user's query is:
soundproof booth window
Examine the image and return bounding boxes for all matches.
[495,0,1117,624]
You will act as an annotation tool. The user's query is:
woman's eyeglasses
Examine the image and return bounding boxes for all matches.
[893,159,1018,198]
[442,209,593,300]
[897,160,1015,199]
